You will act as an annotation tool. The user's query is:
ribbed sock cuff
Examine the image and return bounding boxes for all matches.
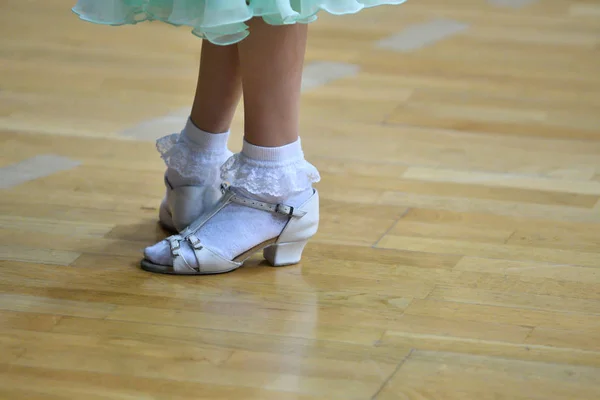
[241,138,303,163]
[181,118,230,152]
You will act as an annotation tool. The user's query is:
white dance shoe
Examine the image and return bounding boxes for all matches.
[143,184,319,275]
[158,174,222,233]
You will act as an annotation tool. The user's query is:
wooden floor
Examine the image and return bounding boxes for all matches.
[2,0,600,399]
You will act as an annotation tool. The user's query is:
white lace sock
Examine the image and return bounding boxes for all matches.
[145,138,320,265]
[157,118,232,187]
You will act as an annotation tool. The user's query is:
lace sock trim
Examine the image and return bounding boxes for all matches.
[220,152,320,198]
[156,133,232,183]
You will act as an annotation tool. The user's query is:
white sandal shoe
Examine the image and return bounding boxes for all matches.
[142,184,319,275]
[158,174,222,233]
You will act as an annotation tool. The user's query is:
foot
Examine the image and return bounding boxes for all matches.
[142,184,319,275]
[156,119,232,232]
[158,173,224,233]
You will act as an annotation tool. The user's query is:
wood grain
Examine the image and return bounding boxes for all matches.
[1,0,599,398]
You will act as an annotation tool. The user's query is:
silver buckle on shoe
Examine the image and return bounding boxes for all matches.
[275,204,294,216]
[187,234,203,250]
[168,236,182,256]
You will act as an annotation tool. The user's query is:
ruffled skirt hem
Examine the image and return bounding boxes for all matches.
[73,0,407,45]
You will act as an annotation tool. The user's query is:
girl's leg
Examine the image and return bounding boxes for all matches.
[238,19,307,147]
[157,42,242,232]
[191,41,242,134]
[145,19,320,266]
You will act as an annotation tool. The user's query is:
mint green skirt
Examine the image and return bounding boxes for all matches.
[73,0,406,45]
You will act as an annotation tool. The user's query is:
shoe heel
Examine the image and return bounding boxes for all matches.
[263,241,308,267]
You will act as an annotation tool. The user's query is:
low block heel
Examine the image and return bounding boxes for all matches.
[142,187,318,275]
[263,241,308,267]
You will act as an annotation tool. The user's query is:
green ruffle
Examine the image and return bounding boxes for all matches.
[73,0,406,45]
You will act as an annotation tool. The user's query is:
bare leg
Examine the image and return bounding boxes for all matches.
[237,19,308,147]
[191,41,242,133]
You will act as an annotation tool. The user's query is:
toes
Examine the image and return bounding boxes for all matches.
[144,238,200,269]
[144,240,173,266]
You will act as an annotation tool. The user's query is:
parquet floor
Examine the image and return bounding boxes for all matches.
[1,0,600,399]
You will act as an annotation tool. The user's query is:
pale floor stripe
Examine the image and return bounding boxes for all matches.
[569,4,600,17]
[455,258,600,284]
[0,245,81,266]
[301,61,361,92]
[376,19,469,52]
[376,236,600,269]
[0,215,113,238]
[377,191,600,223]
[402,166,600,196]
[0,155,81,190]
[488,0,538,8]
[120,61,360,141]
[119,113,189,142]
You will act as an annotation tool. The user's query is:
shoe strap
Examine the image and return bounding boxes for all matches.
[168,235,183,256]
[165,183,306,269]
[174,183,306,242]
[179,187,235,237]
[222,184,307,218]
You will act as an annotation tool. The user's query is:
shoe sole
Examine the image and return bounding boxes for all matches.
[140,259,239,275]
[140,238,286,275]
